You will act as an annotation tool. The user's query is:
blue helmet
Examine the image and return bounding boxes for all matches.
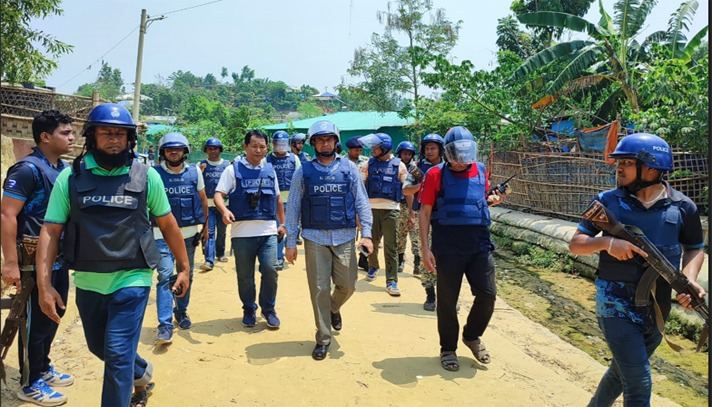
[291,132,307,145]
[203,137,223,152]
[159,132,190,156]
[83,103,137,140]
[359,133,392,152]
[443,126,478,164]
[395,141,417,157]
[608,133,673,171]
[307,121,340,146]
[273,130,290,141]
[421,133,444,146]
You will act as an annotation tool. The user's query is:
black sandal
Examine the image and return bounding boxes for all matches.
[440,351,460,372]
[130,382,154,407]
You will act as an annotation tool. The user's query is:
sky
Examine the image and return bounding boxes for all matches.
[32,0,709,96]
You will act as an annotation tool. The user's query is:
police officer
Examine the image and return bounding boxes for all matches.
[394,141,422,275]
[199,137,230,270]
[214,130,287,329]
[569,133,705,406]
[35,103,191,407]
[419,126,505,372]
[285,120,373,360]
[290,132,310,163]
[266,130,301,270]
[153,133,208,345]
[359,133,408,296]
[406,133,445,311]
[2,110,75,405]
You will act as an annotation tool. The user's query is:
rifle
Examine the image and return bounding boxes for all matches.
[488,173,516,195]
[0,272,34,384]
[1,235,38,384]
[582,200,709,350]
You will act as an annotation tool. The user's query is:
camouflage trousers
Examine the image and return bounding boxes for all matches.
[397,202,436,288]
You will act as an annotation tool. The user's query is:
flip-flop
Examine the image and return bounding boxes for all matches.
[440,351,460,372]
[463,338,491,364]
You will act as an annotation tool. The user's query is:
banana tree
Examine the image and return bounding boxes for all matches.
[509,0,708,114]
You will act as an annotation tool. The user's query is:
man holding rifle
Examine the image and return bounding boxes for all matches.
[569,132,706,407]
[2,110,75,406]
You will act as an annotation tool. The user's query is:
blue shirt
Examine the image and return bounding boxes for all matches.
[286,156,372,247]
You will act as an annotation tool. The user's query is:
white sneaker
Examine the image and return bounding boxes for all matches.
[17,377,68,406]
[40,365,74,387]
[199,262,213,271]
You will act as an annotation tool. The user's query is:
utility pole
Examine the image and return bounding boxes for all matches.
[132,9,147,122]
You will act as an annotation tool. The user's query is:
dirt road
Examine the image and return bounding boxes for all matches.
[1,246,681,407]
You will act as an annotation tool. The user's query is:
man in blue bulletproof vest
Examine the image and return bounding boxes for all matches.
[266,130,301,270]
[199,137,230,271]
[35,103,191,407]
[153,132,208,345]
[403,133,445,311]
[2,110,75,405]
[214,130,287,329]
[358,133,408,296]
[419,126,506,372]
[569,133,705,406]
[290,132,311,163]
[285,120,374,360]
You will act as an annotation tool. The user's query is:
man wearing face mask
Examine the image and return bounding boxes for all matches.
[35,103,190,407]
[418,126,506,372]
[358,133,408,297]
[266,130,301,270]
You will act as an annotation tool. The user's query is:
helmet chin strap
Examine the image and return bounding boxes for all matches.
[165,156,187,167]
[624,161,662,193]
[316,149,335,157]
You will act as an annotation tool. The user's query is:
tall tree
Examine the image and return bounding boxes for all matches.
[75,61,125,101]
[347,0,461,117]
[510,0,708,115]
[510,0,595,47]
[1,0,73,83]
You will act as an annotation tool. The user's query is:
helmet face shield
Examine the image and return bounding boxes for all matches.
[273,139,289,153]
[444,139,478,165]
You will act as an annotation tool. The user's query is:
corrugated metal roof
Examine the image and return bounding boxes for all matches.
[264,111,414,132]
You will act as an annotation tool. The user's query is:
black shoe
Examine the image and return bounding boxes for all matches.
[397,253,404,273]
[358,253,369,271]
[424,287,436,312]
[330,311,342,331]
[312,343,330,360]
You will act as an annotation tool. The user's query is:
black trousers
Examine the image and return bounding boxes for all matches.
[435,251,496,353]
[19,265,69,385]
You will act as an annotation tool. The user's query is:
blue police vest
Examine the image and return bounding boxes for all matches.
[7,153,66,239]
[153,164,204,228]
[431,162,491,226]
[596,188,683,283]
[266,153,297,191]
[227,162,277,221]
[64,160,160,272]
[297,152,310,163]
[301,159,357,230]
[366,157,402,202]
[200,159,229,199]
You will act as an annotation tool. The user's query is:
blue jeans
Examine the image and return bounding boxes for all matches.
[205,207,227,264]
[156,238,196,329]
[588,316,662,407]
[232,235,278,312]
[75,286,152,407]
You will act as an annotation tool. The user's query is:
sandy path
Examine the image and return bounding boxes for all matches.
[1,245,680,407]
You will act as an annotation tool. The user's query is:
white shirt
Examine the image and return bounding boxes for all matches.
[216,157,281,238]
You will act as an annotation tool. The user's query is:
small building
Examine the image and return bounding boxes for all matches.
[263,111,415,155]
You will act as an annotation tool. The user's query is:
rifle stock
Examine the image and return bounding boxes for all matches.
[0,272,35,384]
[581,200,709,323]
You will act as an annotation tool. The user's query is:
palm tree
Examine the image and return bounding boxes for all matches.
[509,0,708,114]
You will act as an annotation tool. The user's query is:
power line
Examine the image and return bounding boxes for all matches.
[57,25,140,89]
[157,0,224,16]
